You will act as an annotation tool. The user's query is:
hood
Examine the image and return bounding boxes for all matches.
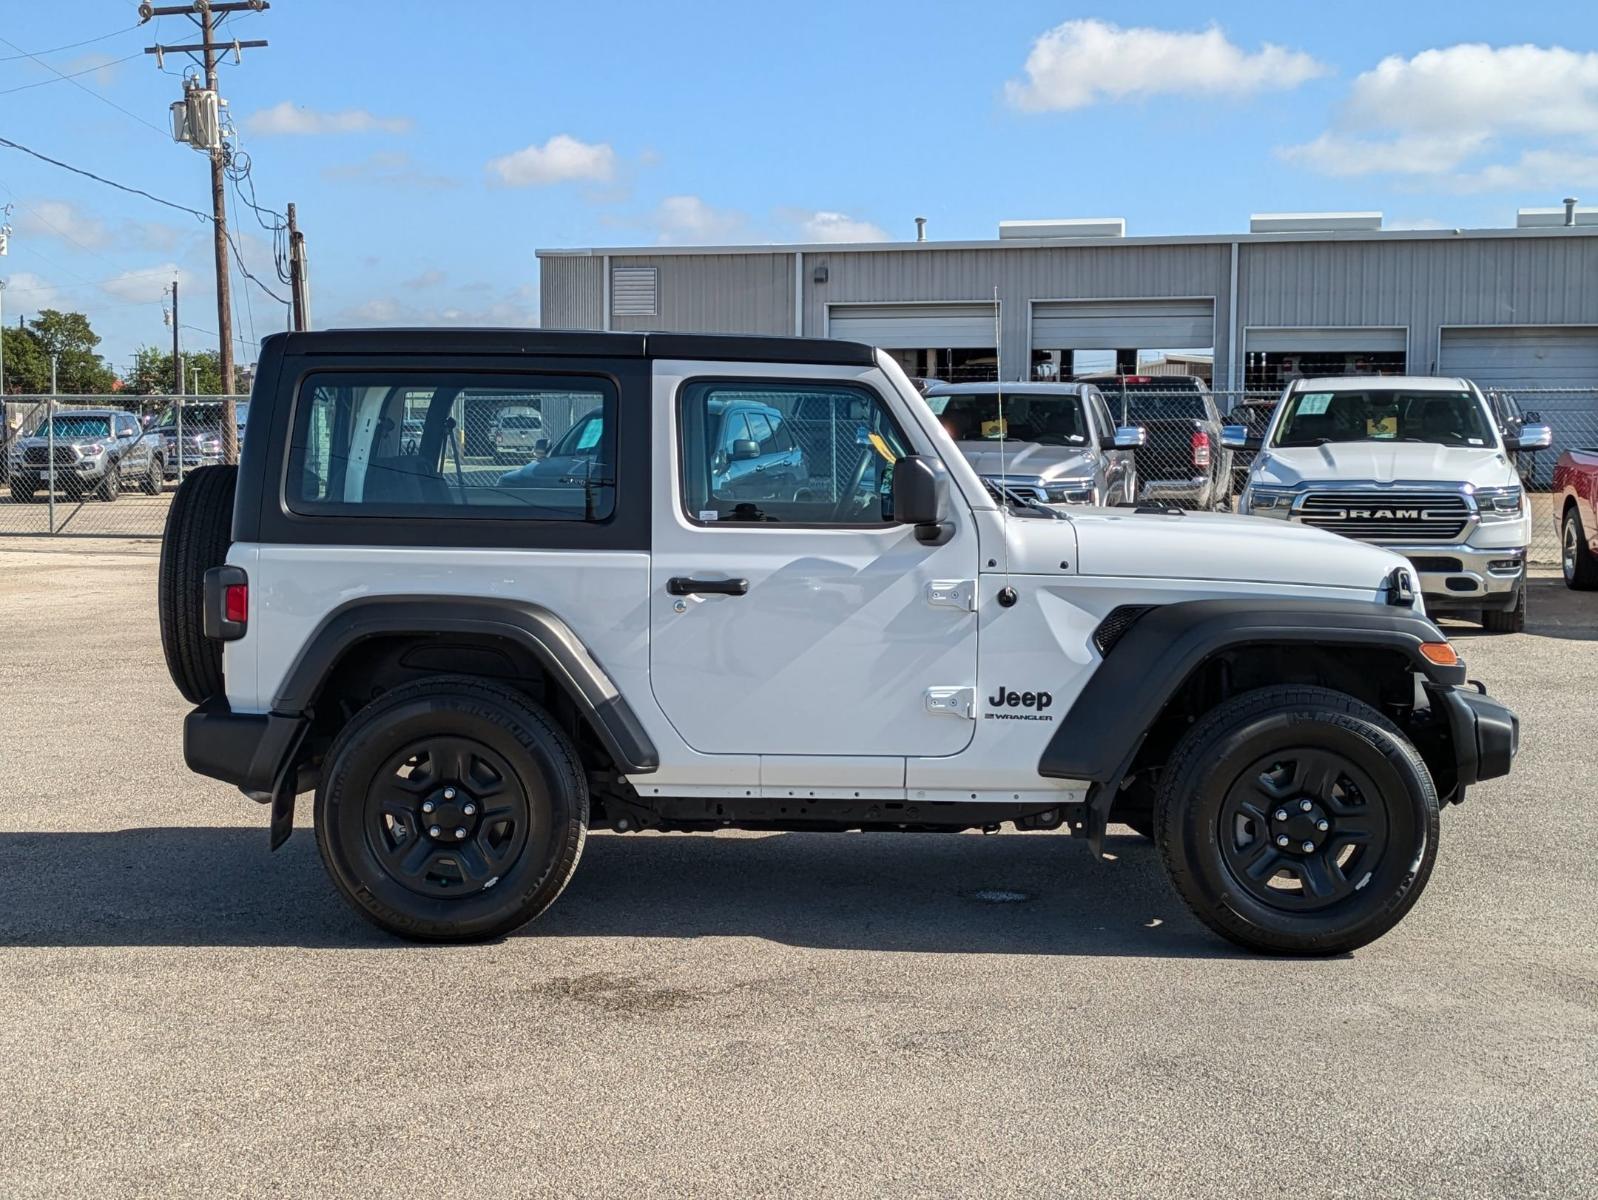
[957,441,1095,481]
[1255,442,1512,490]
[1065,508,1407,592]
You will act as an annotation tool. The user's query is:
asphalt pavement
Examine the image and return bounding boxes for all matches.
[0,542,1593,1199]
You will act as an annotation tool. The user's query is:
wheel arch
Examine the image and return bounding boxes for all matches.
[277,595,659,776]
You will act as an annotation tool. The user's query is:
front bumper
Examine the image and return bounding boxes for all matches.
[1389,543,1525,610]
[1428,682,1519,787]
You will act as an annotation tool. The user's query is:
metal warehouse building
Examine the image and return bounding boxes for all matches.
[538,207,1598,395]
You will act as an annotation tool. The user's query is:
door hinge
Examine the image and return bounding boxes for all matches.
[924,686,976,719]
[926,579,977,611]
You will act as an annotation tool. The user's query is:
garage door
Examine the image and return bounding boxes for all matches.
[1246,327,1406,354]
[1438,326,1598,388]
[827,303,997,348]
[1032,299,1214,350]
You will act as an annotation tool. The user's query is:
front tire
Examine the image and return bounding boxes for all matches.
[1564,508,1598,590]
[141,456,164,495]
[1481,585,1526,633]
[95,463,121,502]
[315,676,588,943]
[1156,685,1439,956]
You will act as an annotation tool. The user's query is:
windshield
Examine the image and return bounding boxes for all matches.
[154,401,249,429]
[1091,380,1207,422]
[550,410,604,458]
[1273,389,1497,448]
[925,392,1088,446]
[38,415,111,439]
[499,414,542,429]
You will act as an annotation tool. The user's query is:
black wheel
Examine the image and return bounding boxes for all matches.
[157,464,237,703]
[315,676,588,942]
[1564,508,1598,590]
[1156,685,1439,955]
[141,456,164,495]
[96,463,122,502]
[1481,585,1526,633]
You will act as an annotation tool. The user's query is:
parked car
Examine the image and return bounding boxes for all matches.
[1230,375,1552,632]
[1225,398,1278,495]
[491,411,546,462]
[1553,448,1598,590]
[152,400,249,480]
[1082,375,1233,510]
[158,327,1516,957]
[8,408,163,502]
[922,382,1143,507]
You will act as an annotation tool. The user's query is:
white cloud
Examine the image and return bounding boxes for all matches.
[99,264,195,304]
[1,272,65,313]
[1006,19,1327,112]
[334,284,538,328]
[650,195,748,244]
[796,211,889,242]
[245,102,413,136]
[1281,43,1598,192]
[322,150,458,189]
[487,135,616,187]
[16,200,111,250]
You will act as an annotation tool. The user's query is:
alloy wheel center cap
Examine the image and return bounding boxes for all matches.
[419,787,479,841]
[1269,798,1330,853]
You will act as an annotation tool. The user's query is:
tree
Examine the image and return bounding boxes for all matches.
[8,310,116,393]
[1,325,49,393]
[125,345,225,395]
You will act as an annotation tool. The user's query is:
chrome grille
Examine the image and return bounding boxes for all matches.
[1296,491,1470,542]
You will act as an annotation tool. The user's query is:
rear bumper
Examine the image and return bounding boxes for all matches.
[1428,683,1519,786]
[1138,474,1214,507]
[184,696,309,796]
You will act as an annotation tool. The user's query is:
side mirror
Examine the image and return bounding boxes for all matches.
[1221,424,1263,452]
[892,454,952,544]
[533,437,551,458]
[1112,425,1146,449]
[731,438,761,462]
[1505,422,1552,452]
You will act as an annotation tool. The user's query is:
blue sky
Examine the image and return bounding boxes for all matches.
[1,0,1594,372]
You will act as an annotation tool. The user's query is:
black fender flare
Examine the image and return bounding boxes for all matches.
[1040,598,1463,852]
[276,594,659,774]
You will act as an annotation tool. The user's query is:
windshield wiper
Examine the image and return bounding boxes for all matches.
[1278,437,1333,446]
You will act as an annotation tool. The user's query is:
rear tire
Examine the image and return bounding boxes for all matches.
[1564,508,1598,590]
[315,676,589,942]
[157,464,237,703]
[1480,585,1526,633]
[1156,685,1439,956]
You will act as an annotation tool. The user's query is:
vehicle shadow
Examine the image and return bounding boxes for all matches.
[0,825,1232,958]
[1445,576,1598,642]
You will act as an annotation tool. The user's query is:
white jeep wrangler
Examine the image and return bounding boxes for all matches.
[1229,376,1553,633]
[159,329,1518,955]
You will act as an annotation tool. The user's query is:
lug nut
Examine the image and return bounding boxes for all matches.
[428,825,441,838]
[1299,799,1313,812]
[1301,841,1315,853]
[444,787,457,800]
[1317,819,1330,832]
[455,827,468,840]
[463,803,476,816]
[1274,809,1288,822]
[1276,835,1290,847]
[422,800,435,814]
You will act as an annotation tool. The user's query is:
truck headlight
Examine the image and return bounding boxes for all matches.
[1046,477,1097,504]
[1244,487,1294,516]
[1473,485,1523,520]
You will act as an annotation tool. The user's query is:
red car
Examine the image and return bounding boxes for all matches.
[1554,449,1598,589]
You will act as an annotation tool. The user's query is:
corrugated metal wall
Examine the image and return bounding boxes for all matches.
[538,255,604,329]
[609,252,794,335]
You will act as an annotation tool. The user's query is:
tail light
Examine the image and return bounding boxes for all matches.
[1191,429,1212,468]
[203,565,249,641]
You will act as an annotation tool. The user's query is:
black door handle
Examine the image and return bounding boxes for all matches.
[667,576,749,596]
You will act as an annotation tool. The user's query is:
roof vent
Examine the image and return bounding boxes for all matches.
[1516,203,1595,228]
[1250,212,1382,233]
[999,218,1125,240]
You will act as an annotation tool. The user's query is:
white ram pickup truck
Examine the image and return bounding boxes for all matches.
[1229,376,1552,633]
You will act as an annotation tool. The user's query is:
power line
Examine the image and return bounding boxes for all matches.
[0,24,140,62]
[0,52,144,97]
[0,35,167,138]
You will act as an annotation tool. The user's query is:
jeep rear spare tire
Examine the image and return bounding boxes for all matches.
[158,464,237,703]
[314,676,589,942]
[1155,685,1439,956]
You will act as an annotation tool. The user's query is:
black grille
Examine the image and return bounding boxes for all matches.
[23,446,77,466]
[1297,491,1470,543]
[1093,605,1156,656]
[1408,556,1464,573]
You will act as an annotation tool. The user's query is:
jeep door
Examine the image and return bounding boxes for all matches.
[649,365,980,759]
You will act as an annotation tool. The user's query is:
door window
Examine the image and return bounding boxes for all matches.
[680,381,910,525]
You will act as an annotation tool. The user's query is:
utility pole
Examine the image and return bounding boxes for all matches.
[287,201,309,331]
[140,0,269,464]
[0,205,10,400]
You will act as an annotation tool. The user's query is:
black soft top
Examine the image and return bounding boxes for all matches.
[265,328,876,367]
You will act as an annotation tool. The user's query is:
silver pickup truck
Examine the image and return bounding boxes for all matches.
[8,408,164,502]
